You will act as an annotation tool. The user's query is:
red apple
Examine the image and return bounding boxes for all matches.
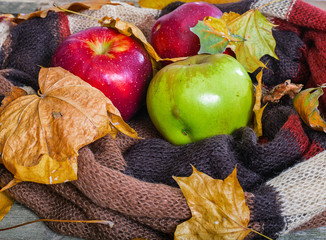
[150,2,223,59]
[224,47,236,58]
[52,26,153,120]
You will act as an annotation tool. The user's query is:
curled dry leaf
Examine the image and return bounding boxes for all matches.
[173,166,251,240]
[101,17,186,67]
[293,84,326,132]
[12,1,117,24]
[253,69,267,138]
[263,80,303,104]
[0,67,137,185]
[139,0,241,10]
[0,86,27,112]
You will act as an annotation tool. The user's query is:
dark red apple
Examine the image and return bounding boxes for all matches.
[150,2,223,59]
[52,26,153,120]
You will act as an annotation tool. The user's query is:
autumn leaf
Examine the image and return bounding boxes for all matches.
[12,1,117,24]
[0,191,14,221]
[139,0,241,10]
[0,86,27,112]
[293,84,326,132]
[253,69,267,138]
[0,67,138,185]
[192,9,278,73]
[228,9,278,72]
[100,17,186,66]
[173,166,251,239]
[191,15,244,54]
[263,80,303,104]
[102,17,157,56]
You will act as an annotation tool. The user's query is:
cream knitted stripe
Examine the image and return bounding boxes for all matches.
[267,150,326,235]
[250,0,294,20]
[67,2,160,40]
[0,21,12,49]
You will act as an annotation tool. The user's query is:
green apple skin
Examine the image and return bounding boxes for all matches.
[146,54,254,145]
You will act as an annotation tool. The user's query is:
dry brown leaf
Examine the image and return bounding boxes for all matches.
[253,69,267,137]
[0,87,27,113]
[293,84,326,132]
[173,166,251,239]
[101,17,186,65]
[0,67,137,185]
[263,80,303,104]
[139,0,241,10]
[0,14,16,25]
[12,1,118,24]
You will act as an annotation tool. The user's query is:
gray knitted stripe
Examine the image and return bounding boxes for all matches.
[250,0,297,20]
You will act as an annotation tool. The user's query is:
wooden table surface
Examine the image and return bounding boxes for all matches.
[0,0,325,239]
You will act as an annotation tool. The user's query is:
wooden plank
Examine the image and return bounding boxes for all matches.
[0,1,40,14]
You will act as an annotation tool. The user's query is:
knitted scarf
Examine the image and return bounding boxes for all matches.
[0,1,325,239]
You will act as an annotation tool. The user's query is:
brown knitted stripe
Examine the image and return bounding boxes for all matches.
[72,147,190,220]
[0,163,280,239]
[0,166,170,240]
[0,167,98,239]
[48,178,170,239]
[293,210,326,232]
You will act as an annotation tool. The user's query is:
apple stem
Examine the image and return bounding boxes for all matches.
[53,3,104,23]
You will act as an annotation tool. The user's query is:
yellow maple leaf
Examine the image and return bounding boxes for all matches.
[228,9,278,73]
[173,166,251,239]
[0,67,137,185]
[192,9,278,73]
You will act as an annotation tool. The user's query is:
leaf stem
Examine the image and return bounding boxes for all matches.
[250,228,274,240]
[0,219,114,231]
[53,3,103,23]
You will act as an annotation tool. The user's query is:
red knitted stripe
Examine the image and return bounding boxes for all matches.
[303,140,325,160]
[272,18,302,36]
[286,1,326,113]
[288,0,326,31]
[57,12,71,42]
[281,114,310,154]
[302,31,326,113]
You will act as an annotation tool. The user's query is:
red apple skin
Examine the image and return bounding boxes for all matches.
[224,48,236,58]
[150,2,223,59]
[52,27,153,120]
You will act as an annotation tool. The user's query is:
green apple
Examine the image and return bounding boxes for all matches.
[146,54,254,145]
